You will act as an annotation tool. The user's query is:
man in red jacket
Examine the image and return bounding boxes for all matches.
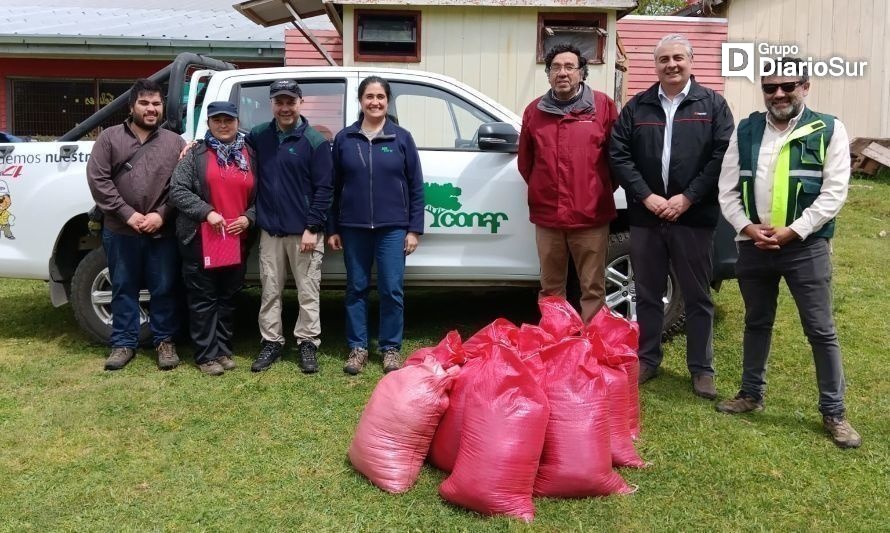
[518,43,619,323]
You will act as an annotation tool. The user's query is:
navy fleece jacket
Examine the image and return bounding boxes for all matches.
[329,119,425,234]
[247,117,333,236]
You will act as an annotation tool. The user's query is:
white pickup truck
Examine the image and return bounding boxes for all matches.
[0,54,737,345]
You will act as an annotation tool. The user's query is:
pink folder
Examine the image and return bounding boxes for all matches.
[201,221,241,269]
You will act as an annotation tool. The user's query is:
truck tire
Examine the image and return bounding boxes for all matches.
[604,231,685,337]
[70,247,152,346]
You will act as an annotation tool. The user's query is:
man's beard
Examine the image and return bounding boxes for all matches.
[767,99,803,122]
[132,112,161,131]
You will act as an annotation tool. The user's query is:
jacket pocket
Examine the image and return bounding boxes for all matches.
[399,180,408,215]
[795,177,823,218]
[798,135,825,165]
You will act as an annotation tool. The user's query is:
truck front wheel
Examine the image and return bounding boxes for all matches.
[70,247,152,346]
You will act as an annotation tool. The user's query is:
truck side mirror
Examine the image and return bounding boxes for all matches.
[477,122,519,153]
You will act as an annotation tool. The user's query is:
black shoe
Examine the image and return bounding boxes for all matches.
[252,341,283,372]
[638,364,659,385]
[692,373,717,400]
[298,341,319,374]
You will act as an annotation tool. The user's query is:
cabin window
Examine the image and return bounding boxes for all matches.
[354,10,421,63]
[537,12,607,65]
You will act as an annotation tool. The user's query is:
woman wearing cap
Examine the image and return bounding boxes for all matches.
[170,101,257,375]
[327,76,425,375]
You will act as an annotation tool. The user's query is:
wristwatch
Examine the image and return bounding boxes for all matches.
[306,224,322,234]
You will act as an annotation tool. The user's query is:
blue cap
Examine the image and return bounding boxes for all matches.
[207,101,239,118]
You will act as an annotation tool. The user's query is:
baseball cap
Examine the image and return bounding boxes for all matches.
[206,101,239,118]
[269,79,302,99]
[0,180,9,196]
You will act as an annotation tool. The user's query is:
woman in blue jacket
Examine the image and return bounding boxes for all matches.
[327,76,425,375]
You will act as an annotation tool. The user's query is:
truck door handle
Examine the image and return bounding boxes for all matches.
[60,145,79,158]
[0,146,13,158]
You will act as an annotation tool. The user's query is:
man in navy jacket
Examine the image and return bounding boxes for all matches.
[248,79,333,374]
[610,34,734,399]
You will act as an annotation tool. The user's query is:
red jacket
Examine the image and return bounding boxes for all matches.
[518,87,618,229]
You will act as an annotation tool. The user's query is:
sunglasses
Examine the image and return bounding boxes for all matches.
[761,81,804,94]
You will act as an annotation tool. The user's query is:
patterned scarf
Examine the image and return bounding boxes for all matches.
[205,130,248,171]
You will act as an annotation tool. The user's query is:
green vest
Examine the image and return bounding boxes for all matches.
[736,108,836,238]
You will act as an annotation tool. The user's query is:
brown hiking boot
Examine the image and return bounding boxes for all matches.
[156,340,180,370]
[198,360,225,376]
[217,355,236,371]
[692,374,717,400]
[823,415,862,449]
[344,347,369,375]
[382,348,402,374]
[716,392,764,414]
[638,364,658,385]
[105,347,135,371]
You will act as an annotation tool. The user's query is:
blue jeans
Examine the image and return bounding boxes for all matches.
[341,227,407,352]
[102,228,179,348]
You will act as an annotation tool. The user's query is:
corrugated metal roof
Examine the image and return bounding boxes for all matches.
[0,5,333,42]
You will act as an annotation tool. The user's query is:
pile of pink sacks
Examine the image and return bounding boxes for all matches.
[347,297,647,522]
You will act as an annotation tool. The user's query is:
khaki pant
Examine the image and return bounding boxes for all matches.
[535,224,610,323]
[258,230,324,346]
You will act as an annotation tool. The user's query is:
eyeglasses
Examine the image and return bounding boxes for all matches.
[761,81,804,94]
[548,65,580,74]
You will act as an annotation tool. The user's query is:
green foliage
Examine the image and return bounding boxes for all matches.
[1,178,889,530]
[633,0,688,16]
[424,182,462,214]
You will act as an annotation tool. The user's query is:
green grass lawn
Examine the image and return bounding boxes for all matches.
[1,178,889,531]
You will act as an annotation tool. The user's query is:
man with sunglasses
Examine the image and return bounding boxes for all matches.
[610,34,734,399]
[716,59,860,448]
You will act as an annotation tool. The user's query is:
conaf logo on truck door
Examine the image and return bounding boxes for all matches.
[424,182,508,234]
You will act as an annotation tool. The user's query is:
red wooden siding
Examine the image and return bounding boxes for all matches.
[616,17,728,97]
[285,29,343,66]
[302,94,346,140]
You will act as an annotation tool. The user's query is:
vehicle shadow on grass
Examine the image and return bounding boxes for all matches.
[228,286,541,362]
[0,285,86,348]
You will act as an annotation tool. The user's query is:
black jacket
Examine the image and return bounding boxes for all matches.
[610,78,734,227]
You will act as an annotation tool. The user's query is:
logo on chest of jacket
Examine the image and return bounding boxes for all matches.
[693,112,708,116]
[288,147,298,155]
[380,146,393,153]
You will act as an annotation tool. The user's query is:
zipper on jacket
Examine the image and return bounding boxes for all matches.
[368,137,375,229]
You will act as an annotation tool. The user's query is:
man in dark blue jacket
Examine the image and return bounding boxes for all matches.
[248,79,333,374]
[611,34,734,399]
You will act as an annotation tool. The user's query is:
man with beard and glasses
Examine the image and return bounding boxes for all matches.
[518,43,619,323]
[716,59,860,449]
[610,34,734,399]
[87,78,187,371]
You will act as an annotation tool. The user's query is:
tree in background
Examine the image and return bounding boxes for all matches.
[633,0,688,16]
